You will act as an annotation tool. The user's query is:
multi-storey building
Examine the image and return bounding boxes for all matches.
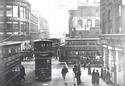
[100,0,125,86]
[0,0,31,39]
[0,0,41,41]
[69,0,100,38]
[31,10,49,39]
[30,13,41,40]
[64,0,102,65]
[0,0,42,57]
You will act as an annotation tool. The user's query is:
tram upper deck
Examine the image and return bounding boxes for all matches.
[34,40,52,52]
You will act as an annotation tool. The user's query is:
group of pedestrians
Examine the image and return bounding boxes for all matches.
[61,64,82,86]
[92,69,100,85]
[61,63,101,86]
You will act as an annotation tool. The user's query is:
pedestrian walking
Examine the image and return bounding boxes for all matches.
[20,65,26,81]
[73,64,81,85]
[92,69,96,84]
[73,64,77,75]
[95,69,100,85]
[88,65,91,75]
[77,64,81,84]
[106,69,111,84]
[61,65,68,80]
[75,70,81,85]
[83,62,86,70]
[101,68,103,78]
[73,64,77,86]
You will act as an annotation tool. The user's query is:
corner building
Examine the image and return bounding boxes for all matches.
[0,0,31,40]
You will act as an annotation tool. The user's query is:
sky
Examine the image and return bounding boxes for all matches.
[28,0,78,38]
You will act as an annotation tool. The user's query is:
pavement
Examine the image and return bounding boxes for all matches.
[21,59,114,86]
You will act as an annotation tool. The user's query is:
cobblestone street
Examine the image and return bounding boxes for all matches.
[22,59,113,86]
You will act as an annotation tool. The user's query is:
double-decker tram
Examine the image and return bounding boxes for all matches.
[0,41,23,86]
[34,40,52,81]
[60,38,103,67]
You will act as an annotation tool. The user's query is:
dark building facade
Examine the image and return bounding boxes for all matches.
[100,0,125,86]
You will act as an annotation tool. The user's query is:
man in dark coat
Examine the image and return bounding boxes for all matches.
[61,65,68,80]
[20,65,26,81]
[73,65,77,75]
[73,64,81,85]
[95,70,100,85]
[92,69,96,84]
[75,70,81,85]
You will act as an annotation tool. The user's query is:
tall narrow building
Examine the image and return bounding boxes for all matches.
[100,0,125,86]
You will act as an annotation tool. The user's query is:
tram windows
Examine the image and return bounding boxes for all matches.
[89,42,96,45]
[41,44,44,47]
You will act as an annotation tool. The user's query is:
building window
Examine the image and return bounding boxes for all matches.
[6,22,12,32]
[107,10,111,20]
[21,22,24,32]
[13,6,18,17]
[24,8,26,18]
[0,22,4,32]
[119,27,122,33]
[0,5,4,16]
[26,10,29,19]
[6,5,12,17]
[0,10,4,16]
[119,5,121,16]
[13,22,19,32]
[20,7,24,18]
[21,22,26,35]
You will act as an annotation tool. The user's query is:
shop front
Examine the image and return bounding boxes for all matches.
[100,34,125,86]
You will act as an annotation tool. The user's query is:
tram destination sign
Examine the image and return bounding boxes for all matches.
[35,53,50,58]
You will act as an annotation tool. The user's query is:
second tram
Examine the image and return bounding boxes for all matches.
[60,38,103,67]
[34,40,52,81]
[0,41,23,86]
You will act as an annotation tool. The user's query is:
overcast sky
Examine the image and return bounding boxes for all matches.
[28,0,78,38]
